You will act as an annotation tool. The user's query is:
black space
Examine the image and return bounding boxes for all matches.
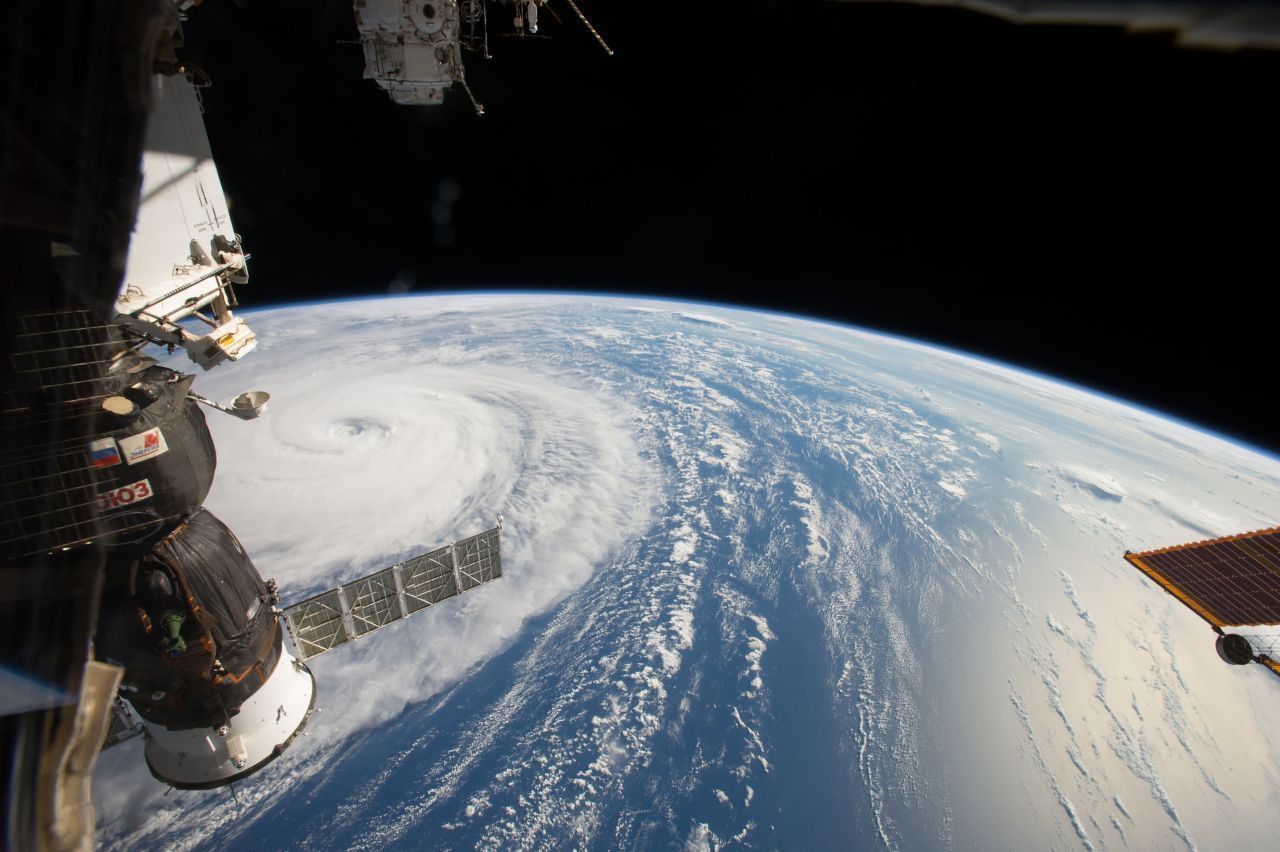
[181,1,1278,455]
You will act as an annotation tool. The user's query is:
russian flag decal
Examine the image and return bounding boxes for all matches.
[88,437,121,469]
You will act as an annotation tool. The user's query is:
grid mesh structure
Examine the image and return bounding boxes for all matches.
[5,311,121,417]
[342,567,400,637]
[1,443,104,558]
[1,310,126,558]
[1124,527,1280,627]
[283,589,350,659]
[1240,630,1280,674]
[455,527,502,592]
[282,523,501,660]
[399,545,458,614]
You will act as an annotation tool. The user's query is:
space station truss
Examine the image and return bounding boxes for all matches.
[281,522,503,660]
[1125,527,1280,676]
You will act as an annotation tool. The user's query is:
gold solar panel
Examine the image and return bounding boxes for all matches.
[1124,527,1280,628]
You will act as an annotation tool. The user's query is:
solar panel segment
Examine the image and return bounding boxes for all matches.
[1124,527,1280,628]
[399,545,459,614]
[455,527,502,591]
[343,567,401,638]
[282,522,503,660]
[283,589,351,659]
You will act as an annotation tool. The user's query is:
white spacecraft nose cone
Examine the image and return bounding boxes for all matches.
[142,650,316,789]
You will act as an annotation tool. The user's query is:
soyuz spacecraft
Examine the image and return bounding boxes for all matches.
[95,70,505,790]
[2,20,504,806]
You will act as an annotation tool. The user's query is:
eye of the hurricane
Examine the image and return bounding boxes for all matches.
[328,417,393,441]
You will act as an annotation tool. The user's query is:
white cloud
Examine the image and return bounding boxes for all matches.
[93,297,661,841]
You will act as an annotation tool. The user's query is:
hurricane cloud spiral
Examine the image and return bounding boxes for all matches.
[94,295,1280,851]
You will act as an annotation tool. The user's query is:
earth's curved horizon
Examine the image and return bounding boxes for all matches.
[258,291,1280,464]
[94,293,1280,850]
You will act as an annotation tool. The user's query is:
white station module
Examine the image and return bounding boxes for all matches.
[351,0,614,113]
[115,74,256,371]
[354,0,472,107]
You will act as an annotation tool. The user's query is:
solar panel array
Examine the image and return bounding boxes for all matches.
[343,567,401,638]
[282,523,503,660]
[284,589,350,659]
[455,527,502,591]
[399,545,458,614]
[1124,527,1280,627]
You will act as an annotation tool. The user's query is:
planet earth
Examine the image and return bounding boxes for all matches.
[94,294,1280,850]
